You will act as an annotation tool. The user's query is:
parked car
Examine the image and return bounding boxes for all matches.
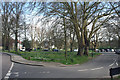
[52,49,59,52]
[26,48,32,52]
[74,49,78,52]
[115,49,120,54]
[95,49,99,52]
[43,48,49,51]
[20,47,25,51]
[102,49,105,52]
[99,49,102,52]
[111,49,115,52]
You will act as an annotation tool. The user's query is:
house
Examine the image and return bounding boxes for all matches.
[17,40,23,50]
[12,39,23,50]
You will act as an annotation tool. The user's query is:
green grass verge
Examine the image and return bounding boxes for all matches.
[4,50,101,65]
[118,76,120,79]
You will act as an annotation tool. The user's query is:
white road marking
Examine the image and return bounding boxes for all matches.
[116,62,118,66]
[91,67,103,70]
[9,62,14,72]
[4,76,9,79]
[103,76,110,78]
[24,72,27,74]
[78,69,88,71]
[43,71,46,73]
[6,73,11,76]
[13,72,19,75]
[39,71,50,73]
[4,62,14,79]
[109,63,114,67]
[12,72,19,77]
[15,74,19,77]
[109,60,116,67]
[78,67,103,72]
[46,71,50,73]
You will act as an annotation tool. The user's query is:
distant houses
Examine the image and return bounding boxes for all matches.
[12,40,23,50]
[40,40,56,49]
[2,37,23,51]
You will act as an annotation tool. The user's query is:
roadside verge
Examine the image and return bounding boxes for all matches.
[3,52,74,67]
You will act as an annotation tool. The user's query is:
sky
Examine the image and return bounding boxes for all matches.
[1,2,119,42]
[0,0,119,2]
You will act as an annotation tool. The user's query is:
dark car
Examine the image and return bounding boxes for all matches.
[26,48,32,52]
[43,48,49,51]
[52,49,59,52]
[115,49,120,55]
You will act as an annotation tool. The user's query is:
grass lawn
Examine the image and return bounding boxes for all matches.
[118,76,120,79]
[6,50,101,65]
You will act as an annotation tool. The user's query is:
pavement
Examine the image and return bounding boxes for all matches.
[1,52,120,79]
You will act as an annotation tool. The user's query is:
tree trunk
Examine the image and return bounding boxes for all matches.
[8,34,10,52]
[84,35,89,56]
[77,44,84,56]
[84,45,89,56]
[3,34,6,51]
[94,33,98,51]
[77,37,84,56]
[63,17,67,59]
[84,28,89,56]
[109,37,111,48]
[118,37,120,48]
[73,22,85,56]
[70,42,73,52]
[70,28,74,52]
[70,26,72,52]
[7,26,10,52]
[15,30,18,52]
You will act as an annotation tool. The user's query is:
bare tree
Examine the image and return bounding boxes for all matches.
[12,2,25,52]
[103,15,120,48]
[1,2,14,51]
[31,2,116,56]
[36,27,46,48]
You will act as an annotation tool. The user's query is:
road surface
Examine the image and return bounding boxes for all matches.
[1,52,119,79]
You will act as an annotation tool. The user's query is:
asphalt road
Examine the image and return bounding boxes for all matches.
[0,53,2,80]
[1,53,12,79]
[1,52,119,79]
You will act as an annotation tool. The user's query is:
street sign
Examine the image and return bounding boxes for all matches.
[110,67,120,80]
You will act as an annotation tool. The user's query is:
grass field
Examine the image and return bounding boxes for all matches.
[118,76,120,79]
[6,50,101,65]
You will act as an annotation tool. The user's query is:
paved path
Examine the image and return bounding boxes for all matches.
[1,52,119,79]
[3,52,69,67]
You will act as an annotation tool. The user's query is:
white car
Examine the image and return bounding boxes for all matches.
[20,47,25,51]
[111,49,114,52]
[74,49,78,52]
[95,49,99,52]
